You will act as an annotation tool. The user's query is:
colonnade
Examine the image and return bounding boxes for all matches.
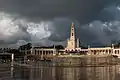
[24,49,57,61]
[113,49,120,55]
[89,49,112,55]
[24,47,120,56]
[31,49,56,56]
[88,48,120,55]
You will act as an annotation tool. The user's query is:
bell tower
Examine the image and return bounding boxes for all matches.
[70,22,76,49]
[65,22,81,51]
[66,22,76,49]
[70,22,75,41]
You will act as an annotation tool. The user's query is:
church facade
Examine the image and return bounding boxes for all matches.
[65,22,81,52]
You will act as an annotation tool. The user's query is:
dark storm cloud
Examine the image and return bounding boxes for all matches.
[0,0,113,23]
[0,0,120,47]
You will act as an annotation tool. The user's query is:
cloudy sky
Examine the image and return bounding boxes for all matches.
[0,0,120,48]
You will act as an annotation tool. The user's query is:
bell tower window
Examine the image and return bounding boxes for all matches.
[72,33,73,36]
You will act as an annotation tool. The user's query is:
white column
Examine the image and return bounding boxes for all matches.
[107,50,109,54]
[45,51,46,55]
[30,49,32,55]
[108,50,109,55]
[112,44,114,55]
[11,53,14,67]
[53,49,56,56]
[41,50,43,60]
[88,45,91,55]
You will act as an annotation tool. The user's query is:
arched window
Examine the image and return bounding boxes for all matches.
[72,33,73,36]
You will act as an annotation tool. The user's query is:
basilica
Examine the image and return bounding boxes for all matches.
[64,22,120,56]
[23,22,120,59]
[65,22,81,51]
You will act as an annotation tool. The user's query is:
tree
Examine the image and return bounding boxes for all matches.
[55,45,64,49]
[18,43,32,50]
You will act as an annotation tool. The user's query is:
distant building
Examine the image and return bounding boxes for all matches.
[65,22,81,52]
[23,22,120,58]
[64,22,120,56]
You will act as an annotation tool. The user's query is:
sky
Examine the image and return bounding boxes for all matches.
[0,0,120,48]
